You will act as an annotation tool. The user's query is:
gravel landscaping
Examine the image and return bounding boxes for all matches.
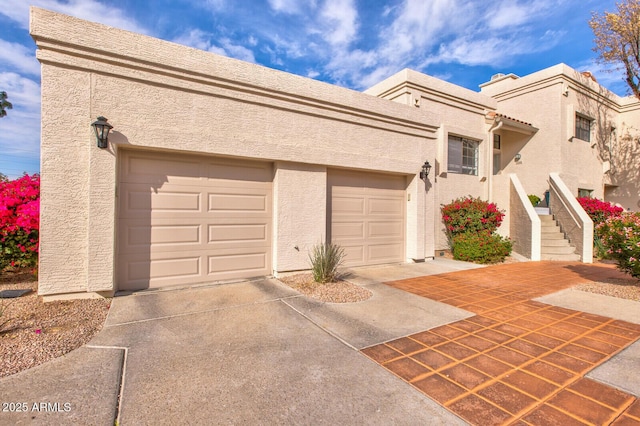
[278,273,373,303]
[0,270,110,378]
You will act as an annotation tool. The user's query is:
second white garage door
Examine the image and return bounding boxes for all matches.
[118,151,272,291]
[328,170,406,267]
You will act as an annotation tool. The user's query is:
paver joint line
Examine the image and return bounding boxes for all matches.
[361,262,640,426]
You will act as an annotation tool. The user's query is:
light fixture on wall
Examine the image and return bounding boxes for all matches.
[419,160,432,180]
[91,116,113,149]
[515,153,522,162]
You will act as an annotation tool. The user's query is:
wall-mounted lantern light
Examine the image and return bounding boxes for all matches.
[419,160,432,180]
[515,153,522,162]
[91,116,113,149]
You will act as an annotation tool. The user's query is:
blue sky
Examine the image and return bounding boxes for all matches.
[0,0,627,179]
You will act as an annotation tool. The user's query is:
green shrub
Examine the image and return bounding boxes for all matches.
[441,196,504,237]
[528,194,541,206]
[597,213,640,279]
[309,242,345,283]
[452,231,512,264]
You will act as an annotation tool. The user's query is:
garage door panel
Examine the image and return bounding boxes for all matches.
[118,151,272,290]
[368,197,404,215]
[124,155,203,184]
[368,243,404,263]
[208,193,268,212]
[127,224,201,247]
[341,245,365,266]
[208,224,268,243]
[368,221,404,239]
[121,184,202,215]
[331,221,365,239]
[206,159,272,182]
[208,252,268,275]
[331,196,365,215]
[125,255,201,282]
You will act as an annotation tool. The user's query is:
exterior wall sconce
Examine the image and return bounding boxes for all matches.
[419,160,432,180]
[91,116,113,149]
[515,153,522,162]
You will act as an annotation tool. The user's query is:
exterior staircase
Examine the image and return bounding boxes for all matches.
[539,214,581,261]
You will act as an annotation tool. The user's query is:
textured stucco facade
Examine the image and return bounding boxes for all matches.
[32,8,640,298]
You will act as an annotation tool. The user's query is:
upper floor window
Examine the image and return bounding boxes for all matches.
[575,114,591,142]
[448,135,479,175]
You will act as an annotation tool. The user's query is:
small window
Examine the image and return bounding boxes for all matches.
[575,114,591,142]
[578,188,593,198]
[493,134,501,150]
[448,135,479,175]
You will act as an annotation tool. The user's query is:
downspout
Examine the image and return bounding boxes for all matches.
[487,117,503,202]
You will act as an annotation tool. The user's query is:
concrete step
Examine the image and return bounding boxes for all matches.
[542,239,572,247]
[535,207,550,215]
[539,214,556,223]
[541,245,578,255]
[541,232,566,240]
[541,253,581,261]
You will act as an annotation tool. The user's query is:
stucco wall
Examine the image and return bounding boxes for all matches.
[609,101,640,211]
[31,8,438,297]
[272,163,327,273]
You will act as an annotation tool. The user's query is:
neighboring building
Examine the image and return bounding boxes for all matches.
[30,8,640,299]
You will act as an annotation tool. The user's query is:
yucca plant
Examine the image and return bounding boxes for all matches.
[309,242,345,283]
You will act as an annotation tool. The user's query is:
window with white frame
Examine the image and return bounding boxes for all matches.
[448,135,479,175]
[575,114,591,142]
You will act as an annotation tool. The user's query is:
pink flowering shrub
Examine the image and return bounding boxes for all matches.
[577,197,623,224]
[597,213,640,279]
[577,197,624,258]
[442,196,511,263]
[0,174,40,271]
[441,196,505,236]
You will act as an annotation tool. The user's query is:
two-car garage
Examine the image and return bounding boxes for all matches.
[117,150,407,291]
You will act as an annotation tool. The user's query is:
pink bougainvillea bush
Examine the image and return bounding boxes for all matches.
[577,197,624,224]
[441,196,511,264]
[0,174,40,271]
[597,212,640,279]
[577,197,624,258]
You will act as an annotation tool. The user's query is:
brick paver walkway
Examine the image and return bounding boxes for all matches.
[362,262,640,425]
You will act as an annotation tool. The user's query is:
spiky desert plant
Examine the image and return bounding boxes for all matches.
[309,241,345,283]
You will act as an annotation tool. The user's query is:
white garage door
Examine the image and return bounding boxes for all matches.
[118,151,272,291]
[328,170,406,267]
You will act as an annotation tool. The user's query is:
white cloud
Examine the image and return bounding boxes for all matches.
[487,3,532,29]
[318,0,358,46]
[0,40,40,76]
[0,72,41,179]
[174,29,256,63]
[267,0,318,15]
[0,0,148,34]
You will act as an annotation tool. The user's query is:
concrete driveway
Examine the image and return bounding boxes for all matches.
[0,259,476,425]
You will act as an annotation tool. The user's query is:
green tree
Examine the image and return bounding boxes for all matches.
[0,91,12,118]
[590,0,640,98]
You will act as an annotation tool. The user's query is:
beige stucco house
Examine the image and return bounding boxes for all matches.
[30,8,640,299]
